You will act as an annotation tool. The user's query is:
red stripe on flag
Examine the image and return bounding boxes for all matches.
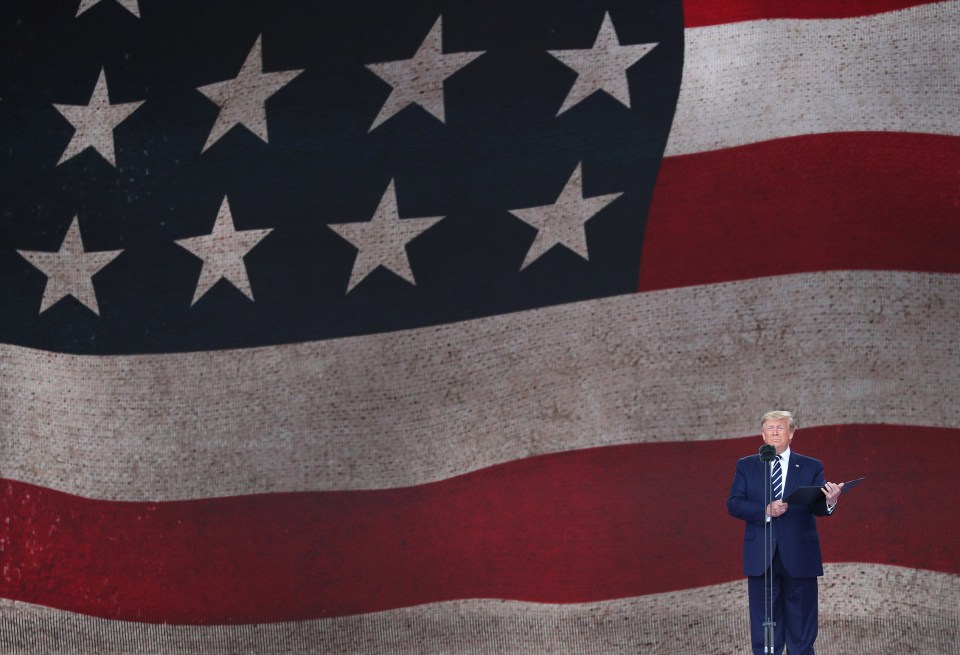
[639,133,960,291]
[0,425,955,625]
[681,0,944,27]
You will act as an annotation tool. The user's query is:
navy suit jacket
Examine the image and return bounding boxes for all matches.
[727,451,831,578]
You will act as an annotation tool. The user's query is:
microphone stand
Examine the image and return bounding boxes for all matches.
[758,445,777,654]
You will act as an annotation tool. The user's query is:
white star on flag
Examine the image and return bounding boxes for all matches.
[53,68,143,167]
[175,196,273,305]
[17,217,122,316]
[76,0,140,18]
[196,35,303,152]
[548,12,657,116]
[366,16,483,131]
[510,163,622,270]
[328,180,444,292]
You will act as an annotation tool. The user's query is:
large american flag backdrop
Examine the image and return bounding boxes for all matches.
[1,0,957,652]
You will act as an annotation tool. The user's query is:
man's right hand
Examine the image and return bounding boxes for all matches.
[766,500,789,517]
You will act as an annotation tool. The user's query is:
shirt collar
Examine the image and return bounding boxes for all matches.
[779,447,792,466]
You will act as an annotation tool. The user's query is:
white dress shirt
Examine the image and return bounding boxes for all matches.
[765,448,790,522]
[778,447,792,494]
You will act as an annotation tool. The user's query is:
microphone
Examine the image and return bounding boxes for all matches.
[758,444,777,461]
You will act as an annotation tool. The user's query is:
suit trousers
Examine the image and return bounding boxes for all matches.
[747,548,818,655]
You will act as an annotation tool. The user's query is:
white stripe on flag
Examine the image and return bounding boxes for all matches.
[0,564,955,655]
[666,1,960,156]
[2,271,957,500]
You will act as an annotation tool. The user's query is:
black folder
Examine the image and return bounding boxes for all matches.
[784,477,866,505]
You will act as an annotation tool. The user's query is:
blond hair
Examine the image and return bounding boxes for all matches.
[760,410,796,430]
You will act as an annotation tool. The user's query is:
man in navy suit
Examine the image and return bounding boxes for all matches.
[727,410,843,655]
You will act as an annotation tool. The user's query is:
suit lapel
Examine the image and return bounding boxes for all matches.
[756,455,772,489]
[784,453,804,498]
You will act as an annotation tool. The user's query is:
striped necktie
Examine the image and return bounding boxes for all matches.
[771,456,783,500]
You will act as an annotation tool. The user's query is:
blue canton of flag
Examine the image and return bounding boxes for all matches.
[0,0,682,354]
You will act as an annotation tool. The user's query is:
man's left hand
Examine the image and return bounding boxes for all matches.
[822,481,844,505]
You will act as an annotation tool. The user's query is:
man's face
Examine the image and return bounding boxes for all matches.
[761,418,793,455]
